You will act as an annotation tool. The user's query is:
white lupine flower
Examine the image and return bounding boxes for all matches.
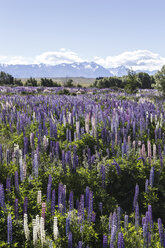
[43,135,49,150]
[91,116,96,137]
[40,217,45,246]
[32,219,37,245]
[150,113,153,123]
[85,114,89,134]
[30,133,34,148]
[76,121,80,139]
[132,140,136,150]
[19,155,24,182]
[53,217,59,240]
[153,144,157,160]
[24,214,30,241]
[37,191,42,205]
[68,112,72,125]
[23,159,27,179]
[63,115,66,127]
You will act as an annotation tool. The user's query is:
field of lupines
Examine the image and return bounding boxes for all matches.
[0,86,165,247]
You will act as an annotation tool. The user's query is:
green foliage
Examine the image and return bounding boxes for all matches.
[154,65,165,94]
[40,78,60,87]
[124,69,140,93]
[25,77,38,87]
[93,76,123,89]
[0,71,14,85]
[137,72,153,89]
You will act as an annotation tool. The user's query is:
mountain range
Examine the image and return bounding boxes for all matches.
[0,62,157,78]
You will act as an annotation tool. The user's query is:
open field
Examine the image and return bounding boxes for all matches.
[20,77,96,87]
[0,86,165,247]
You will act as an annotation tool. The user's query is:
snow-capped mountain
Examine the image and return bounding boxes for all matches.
[0,62,157,78]
[109,66,129,77]
[0,62,112,78]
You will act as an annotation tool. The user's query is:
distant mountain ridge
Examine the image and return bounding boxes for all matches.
[0,62,157,78]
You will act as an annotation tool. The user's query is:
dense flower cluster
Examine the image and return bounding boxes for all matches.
[0,87,165,247]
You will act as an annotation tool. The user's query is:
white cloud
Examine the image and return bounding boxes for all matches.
[0,56,33,65]
[0,49,165,71]
[34,49,84,65]
[94,50,165,71]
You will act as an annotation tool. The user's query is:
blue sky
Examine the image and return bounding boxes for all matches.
[0,0,165,70]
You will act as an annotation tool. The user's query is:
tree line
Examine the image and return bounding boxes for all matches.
[0,65,165,94]
[93,65,165,94]
[0,73,79,88]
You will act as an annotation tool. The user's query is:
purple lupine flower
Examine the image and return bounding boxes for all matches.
[142,217,146,226]
[91,212,96,222]
[158,218,165,247]
[0,184,5,208]
[145,179,149,193]
[106,148,110,158]
[103,235,108,248]
[62,185,66,214]
[23,197,28,215]
[66,217,70,236]
[109,213,113,234]
[147,140,152,164]
[51,189,56,216]
[68,232,72,248]
[55,142,60,159]
[87,148,91,170]
[15,199,19,220]
[133,184,139,210]
[117,207,121,231]
[117,232,124,248]
[143,222,148,241]
[85,186,90,209]
[66,150,72,169]
[149,167,154,188]
[158,127,161,139]
[124,215,128,230]
[7,214,12,244]
[112,211,118,229]
[58,183,63,212]
[6,176,11,193]
[99,202,103,215]
[19,156,24,182]
[23,136,28,155]
[160,155,163,170]
[143,215,150,248]
[148,205,153,229]
[47,182,51,202]
[148,232,151,246]
[78,241,82,248]
[88,191,93,222]
[78,194,84,223]
[33,153,38,178]
[14,171,19,193]
[110,224,117,248]
[112,160,121,175]
[135,203,139,229]
[69,191,74,211]
[91,155,95,165]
